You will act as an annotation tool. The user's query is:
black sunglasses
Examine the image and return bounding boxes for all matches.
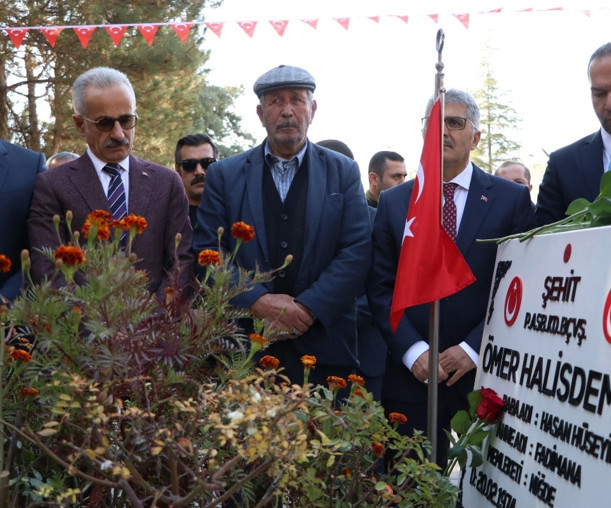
[81,114,138,132]
[179,158,217,172]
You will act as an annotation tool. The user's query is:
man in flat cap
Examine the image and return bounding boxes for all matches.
[193,65,371,391]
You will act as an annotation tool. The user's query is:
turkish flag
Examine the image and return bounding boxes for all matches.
[389,99,475,331]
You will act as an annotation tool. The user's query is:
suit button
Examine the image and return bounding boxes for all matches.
[278,270,286,278]
[280,241,288,248]
[280,213,288,220]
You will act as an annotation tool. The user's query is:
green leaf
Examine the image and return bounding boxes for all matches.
[566,197,593,215]
[467,390,482,418]
[447,444,465,460]
[450,410,472,434]
[466,429,489,447]
[469,448,483,468]
[599,170,611,197]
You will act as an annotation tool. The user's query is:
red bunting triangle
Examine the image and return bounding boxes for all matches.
[453,13,470,29]
[485,8,502,14]
[105,25,127,47]
[334,17,350,30]
[137,24,159,46]
[428,14,439,24]
[237,21,257,37]
[4,28,28,49]
[73,26,96,49]
[395,15,409,24]
[205,22,223,38]
[368,16,380,23]
[269,20,288,37]
[301,19,318,29]
[171,23,193,43]
[41,27,64,47]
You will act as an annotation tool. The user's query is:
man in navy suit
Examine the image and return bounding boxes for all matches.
[28,67,193,299]
[368,89,535,465]
[536,42,611,226]
[0,140,46,302]
[193,65,371,388]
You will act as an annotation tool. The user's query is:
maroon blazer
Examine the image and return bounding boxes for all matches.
[27,152,194,298]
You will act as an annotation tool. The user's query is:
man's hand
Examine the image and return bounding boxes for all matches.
[250,293,314,337]
[412,350,448,384]
[439,345,476,386]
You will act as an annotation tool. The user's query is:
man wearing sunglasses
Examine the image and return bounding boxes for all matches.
[193,65,371,391]
[28,67,194,300]
[174,133,218,227]
[368,89,535,466]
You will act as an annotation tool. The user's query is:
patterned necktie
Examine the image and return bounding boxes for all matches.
[443,182,459,241]
[102,163,127,221]
[102,163,127,247]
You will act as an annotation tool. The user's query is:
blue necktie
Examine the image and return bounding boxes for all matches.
[102,163,127,245]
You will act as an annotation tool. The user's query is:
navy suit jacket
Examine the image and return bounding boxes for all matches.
[192,141,371,366]
[368,165,535,404]
[0,140,46,301]
[536,130,604,226]
[27,152,194,298]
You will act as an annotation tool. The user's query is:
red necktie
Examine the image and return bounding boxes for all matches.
[443,182,458,241]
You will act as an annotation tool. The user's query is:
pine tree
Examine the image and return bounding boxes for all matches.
[471,53,522,173]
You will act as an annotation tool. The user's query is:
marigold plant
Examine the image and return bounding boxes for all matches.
[0,214,458,507]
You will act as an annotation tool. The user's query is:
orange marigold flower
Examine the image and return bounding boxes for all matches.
[22,386,40,397]
[353,388,364,399]
[371,441,384,457]
[123,214,148,234]
[82,221,110,241]
[249,333,268,347]
[231,221,255,242]
[198,249,221,267]
[10,349,32,363]
[87,210,112,224]
[0,254,12,273]
[389,412,408,425]
[348,374,365,386]
[300,355,317,369]
[326,376,347,390]
[342,468,352,479]
[259,355,280,369]
[54,245,85,266]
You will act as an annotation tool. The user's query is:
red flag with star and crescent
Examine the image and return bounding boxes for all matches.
[390,98,475,331]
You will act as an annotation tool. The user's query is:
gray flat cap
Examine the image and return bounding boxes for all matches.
[253,65,316,98]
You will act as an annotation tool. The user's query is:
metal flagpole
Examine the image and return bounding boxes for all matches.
[426,28,446,464]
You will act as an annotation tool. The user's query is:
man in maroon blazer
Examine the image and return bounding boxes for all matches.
[27,67,193,299]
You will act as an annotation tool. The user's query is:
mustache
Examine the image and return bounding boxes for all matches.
[104,138,129,148]
[190,175,205,185]
[276,121,300,130]
[443,139,454,149]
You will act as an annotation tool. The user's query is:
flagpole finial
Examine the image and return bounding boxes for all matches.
[435,29,445,99]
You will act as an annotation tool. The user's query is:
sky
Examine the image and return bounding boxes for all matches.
[200,0,611,193]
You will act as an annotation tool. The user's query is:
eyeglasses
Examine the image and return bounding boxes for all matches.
[80,114,138,132]
[421,116,476,131]
[179,158,217,172]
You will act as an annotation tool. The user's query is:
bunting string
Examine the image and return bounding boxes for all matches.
[1,6,606,50]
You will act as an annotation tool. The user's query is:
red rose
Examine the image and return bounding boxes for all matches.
[476,387,504,423]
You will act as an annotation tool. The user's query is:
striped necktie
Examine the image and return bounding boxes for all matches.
[102,163,127,246]
[102,163,127,220]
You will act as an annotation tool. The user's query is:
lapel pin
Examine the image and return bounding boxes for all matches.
[141,171,149,177]
[481,195,488,202]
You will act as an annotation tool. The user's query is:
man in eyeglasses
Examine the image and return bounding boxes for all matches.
[193,65,371,391]
[174,133,218,227]
[367,88,535,466]
[28,67,194,300]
